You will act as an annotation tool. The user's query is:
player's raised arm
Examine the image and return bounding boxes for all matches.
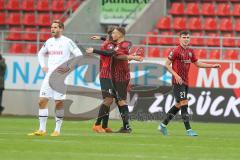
[38,43,48,73]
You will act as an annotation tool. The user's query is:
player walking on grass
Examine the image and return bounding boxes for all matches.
[86,27,143,133]
[159,30,221,136]
[28,20,82,137]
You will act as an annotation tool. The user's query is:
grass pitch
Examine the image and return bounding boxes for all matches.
[0,116,239,160]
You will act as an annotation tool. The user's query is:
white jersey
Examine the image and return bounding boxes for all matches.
[38,35,82,73]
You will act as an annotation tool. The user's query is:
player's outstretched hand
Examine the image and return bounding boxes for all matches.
[57,66,70,74]
[212,64,221,68]
[175,75,183,85]
[42,66,48,73]
[90,36,101,40]
[133,55,143,62]
[86,48,94,54]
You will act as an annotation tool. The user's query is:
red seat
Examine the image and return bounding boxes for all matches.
[37,14,51,26]
[52,0,65,12]
[6,0,21,10]
[222,34,236,47]
[169,3,184,15]
[163,48,172,58]
[173,17,186,30]
[219,18,233,31]
[158,32,174,45]
[232,4,240,16]
[235,19,240,32]
[40,28,51,41]
[53,14,66,22]
[209,50,220,59]
[224,50,238,60]
[6,27,22,40]
[21,0,35,11]
[148,47,160,57]
[10,43,25,54]
[37,0,51,11]
[22,13,36,26]
[0,12,6,25]
[186,3,200,15]
[7,13,21,25]
[25,43,37,54]
[217,3,230,16]
[204,18,217,31]
[188,17,202,30]
[66,0,81,11]
[23,28,37,41]
[195,49,207,59]
[201,3,215,16]
[191,32,205,46]
[156,16,171,30]
[0,0,5,10]
[206,33,220,46]
[146,31,158,45]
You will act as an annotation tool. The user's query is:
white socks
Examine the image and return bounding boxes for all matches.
[54,109,64,133]
[38,108,48,132]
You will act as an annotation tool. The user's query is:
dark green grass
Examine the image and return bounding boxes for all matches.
[0,116,239,160]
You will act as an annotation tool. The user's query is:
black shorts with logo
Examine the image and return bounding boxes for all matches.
[100,78,115,99]
[173,84,188,103]
[112,80,129,101]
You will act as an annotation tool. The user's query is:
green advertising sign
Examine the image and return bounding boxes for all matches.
[100,0,150,24]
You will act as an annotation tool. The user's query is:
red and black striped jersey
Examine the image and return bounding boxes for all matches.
[168,45,198,85]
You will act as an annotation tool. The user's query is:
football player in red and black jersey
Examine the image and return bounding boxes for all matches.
[159,30,221,136]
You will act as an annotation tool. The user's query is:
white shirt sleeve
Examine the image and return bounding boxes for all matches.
[38,43,48,68]
[68,40,83,56]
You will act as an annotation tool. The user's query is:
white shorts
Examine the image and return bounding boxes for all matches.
[39,75,66,100]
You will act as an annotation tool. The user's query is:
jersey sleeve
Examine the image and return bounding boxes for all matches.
[190,49,198,62]
[116,41,131,56]
[38,43,48,68]
[68,40,83,57]
[168,49,176,61]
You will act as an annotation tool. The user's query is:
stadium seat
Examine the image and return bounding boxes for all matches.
[217,3,231,16]
[52,0,65,12]
[66,0,82,11]
[204,18,217,31]
[6,13,21,25]
[0,0,5,10]
[156,16,171,30]
[6,27,22,40]
[224,50,238,60]
[25,43,37,54]
[158,32,174,45]
[148,47,160,57]
[22,28,37,41]
[186,3,200,15]
[142,32,158,45]
[191,32,205,46]
[9,43,25,54]
[37,14,51,26]
[21,0,35,11]
[0,12,6,25]
[235,19,240,32]
[22,13,36,26]
[222,34,236,47]
[39,28,51,41]
[37,0,51,11]
[201,3,215,16]
[195,49,207,59]
[173,17,186,30]
[162,48,172,58]
[169,3,184,15]
[219,18,233,31]
[206,33,220,46]
[209,50,221,59]
[232,4,240,16]
[53,14,66,22]
[6,0,21,11]
[188,17,202,31]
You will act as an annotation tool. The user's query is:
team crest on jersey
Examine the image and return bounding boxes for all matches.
[107,44,114,50]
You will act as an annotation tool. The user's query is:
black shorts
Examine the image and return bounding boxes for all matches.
[112,80,129,101]
[173,84,188,103]
[100,78,115,99]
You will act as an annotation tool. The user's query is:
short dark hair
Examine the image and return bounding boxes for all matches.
[107,25,117,35]
[115,26,126,35]
[52,20,64,29]
[179,30,190,36]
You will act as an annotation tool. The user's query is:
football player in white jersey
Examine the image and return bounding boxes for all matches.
[28,20,82,136]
